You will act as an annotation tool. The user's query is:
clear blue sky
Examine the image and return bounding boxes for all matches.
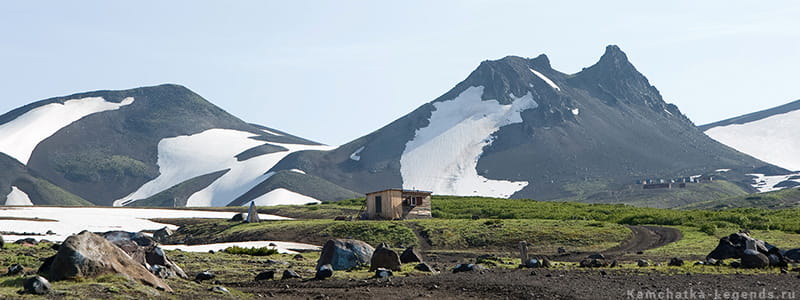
[1,1,798,145]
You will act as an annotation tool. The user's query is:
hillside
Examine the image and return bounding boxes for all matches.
[272,46,777,207]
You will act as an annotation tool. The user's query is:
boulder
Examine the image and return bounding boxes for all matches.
[7,263,23,276]
[588,253,605,259]
[400,246,424,264]
[524,259,541,268]
[152,227,174,244]
[282,269,301,280]
[14,238,37,245]
[579,259,607,268]
[369,243,402,271]
[414,263,437,273]
[707,232,769,261]
[609,260,619,268]
[195,271,216,282]
[315,264,333,280]
[741,249,769,268]
[637,260,650,267]
[101,231,188,279]
[557,247,566,254]
[784,248,800,261]
[0,235,4,249]
[374,268,393,279]
[246,201,261,223]
[23,276,51,295]
[668,258,684,267]
[231,212,246,222]
[210,286,230,294]
[255,270,275,281]
[452,263,484,273]
[316,239,374,271]
[48,231,172,292]
[542,258,553,268]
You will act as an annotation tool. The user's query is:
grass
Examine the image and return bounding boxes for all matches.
[222,246,279,256]
[647,226,800,258]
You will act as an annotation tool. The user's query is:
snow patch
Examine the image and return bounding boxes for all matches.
[748,173,800,193]
[261,128,284,136]
[5,186,33,206]
[715,169,731,173]
[0,97,134,164]
[350,146,365,161]
[114,129,333,207]
[704,109,800,171]
[248,188,321,206]
[0,207,289,243]
[529,69,561,91]
[160,241,320,254]
[289,169,306,174]
[400,86,532,198]
[664,109,674,116]
[571,108,580,116]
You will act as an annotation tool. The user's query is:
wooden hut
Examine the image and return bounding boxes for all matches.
[364,189,432,220]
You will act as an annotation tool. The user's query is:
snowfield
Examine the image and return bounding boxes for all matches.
[400,86,532,198]
[704,109,800,171]
[114,129,332,207]
[160,241,320,254]
[248,188,321,206]
[5,186,33,206]
[748,173,800,193]
[0,97,134,164]
[350,146,365,161]
[0,206,289,243]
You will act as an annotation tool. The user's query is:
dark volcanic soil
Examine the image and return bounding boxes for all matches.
[232,268,799,299]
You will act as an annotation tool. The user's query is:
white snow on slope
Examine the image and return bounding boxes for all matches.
[5,186,33,206]
[248,188,321,206]
[0,97,134,164]
[400,86,532,198]
[161,241,320,254]
[747,173,800,193]
[350,146,365,161]
[261,128,284,136]
[704,109,800,171]
[0,206,289,242]
[289,169,306,174]
[114,128,333,207]
[529,69,561,91]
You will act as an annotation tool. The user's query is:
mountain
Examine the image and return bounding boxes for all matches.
[701,100,800,172]
[0,84,355,207]
[271,45,779,207]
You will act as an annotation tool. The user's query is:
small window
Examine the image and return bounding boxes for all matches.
[374,196,382,213]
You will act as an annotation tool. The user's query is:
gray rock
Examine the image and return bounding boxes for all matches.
[452,263,484,273]
[316,239,375,271]
[255,270,275,281]
[784,248,800,261]
[374,268,393,278]
[152,227,174,244]
[23,276,51,295]
[579,259,607,268]
[246,201,260,223]
[315,264,333,280]
[414,262,436,273]
[195,271,216,282]
[609,260,619,268]
[7,263,23,275]
[668,258,684,266]
[0,235,4,249]
[588,253,605,259]
[542,258,553,268]
[369,243,401,271]
[637,259,650,267]
[282,269,301,280]
[557,247,566,254]
[14,238,37,245]
[231,212,246,222]
[400,246,424,264]
[101,231,188,279]
[210,286,230,294]
[524,258,540,268]
[48,231,172,292]
[741,249,769,268]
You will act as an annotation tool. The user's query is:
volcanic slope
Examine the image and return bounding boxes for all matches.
[273,45,778,206]
[0,84,350,206]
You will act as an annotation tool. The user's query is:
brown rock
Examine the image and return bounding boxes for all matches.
[400,246,424,264]
[49,231,172,292]
[369,243,402,271]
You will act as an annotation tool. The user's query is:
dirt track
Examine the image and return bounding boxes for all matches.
[557,225,682,262]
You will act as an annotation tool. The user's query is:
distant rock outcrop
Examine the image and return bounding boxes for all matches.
[47,231,172,292]
[316,239,375,271]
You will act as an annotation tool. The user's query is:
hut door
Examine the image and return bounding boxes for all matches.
[374,196,382,213]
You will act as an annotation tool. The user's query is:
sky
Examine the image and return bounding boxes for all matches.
[1,1,798,146]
